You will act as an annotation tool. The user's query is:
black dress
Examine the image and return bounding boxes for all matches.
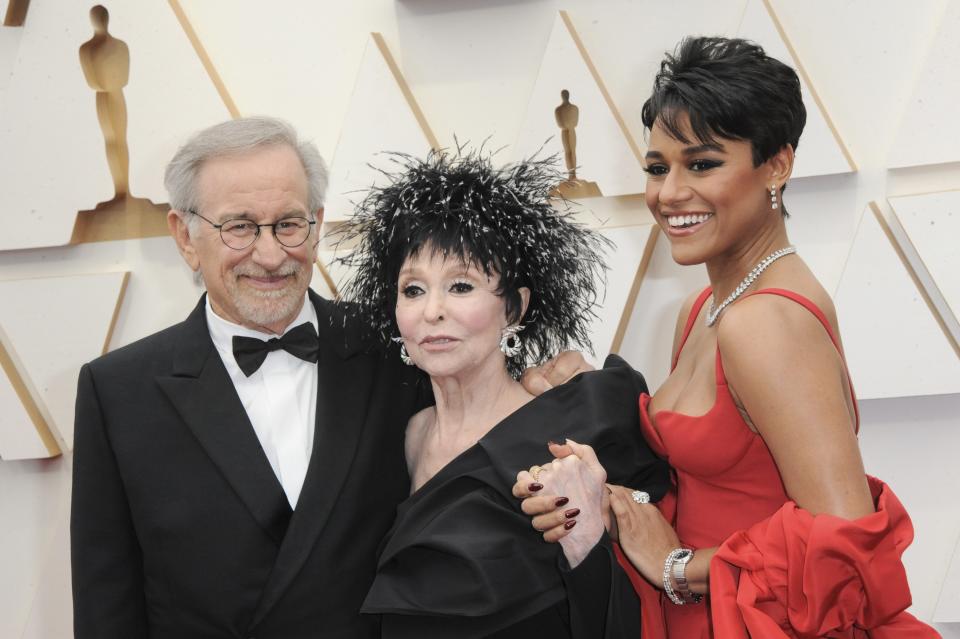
[362,355,671,638]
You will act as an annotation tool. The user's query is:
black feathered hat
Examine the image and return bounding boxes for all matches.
[335,147,609,378]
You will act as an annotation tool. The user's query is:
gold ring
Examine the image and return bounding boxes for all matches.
[529,465,543,481]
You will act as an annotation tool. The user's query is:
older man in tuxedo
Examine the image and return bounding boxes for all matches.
[71,116,416,639]
[70,117,580,639]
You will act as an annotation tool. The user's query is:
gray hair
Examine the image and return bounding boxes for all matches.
[164,116,328,233]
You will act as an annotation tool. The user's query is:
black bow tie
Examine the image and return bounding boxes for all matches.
[232,322,319,377]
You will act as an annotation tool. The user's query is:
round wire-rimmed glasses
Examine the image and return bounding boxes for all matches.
[188,210,317,250]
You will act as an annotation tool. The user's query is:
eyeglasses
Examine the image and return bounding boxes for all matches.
[189,210,317,250]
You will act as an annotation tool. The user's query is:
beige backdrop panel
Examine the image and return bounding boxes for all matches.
[835,205,960,399]
[0,457,70,638]
[324,34,436,223]
[736,0,855,177]
[513,12,644,196]
[107,0,232,203]
[0,334,56,460]
[0,272,128,447]
[585,223,657,366]
[0,22,22,103]
[0,2,112,250]
[889,191,960,326]
[888,1,960,168]
[176,0,404,160]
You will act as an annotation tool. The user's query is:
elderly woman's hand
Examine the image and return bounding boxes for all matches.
[520,351,594,396]
[512,440,608,567]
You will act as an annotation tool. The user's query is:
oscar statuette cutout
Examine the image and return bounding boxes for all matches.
[551,89,601,199]
[72,4,169,243]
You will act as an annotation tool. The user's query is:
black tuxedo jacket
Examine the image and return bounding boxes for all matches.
[71,291,425,639]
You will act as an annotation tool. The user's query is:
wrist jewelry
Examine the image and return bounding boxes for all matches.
[671,548,703,604]
[663,548,703,605]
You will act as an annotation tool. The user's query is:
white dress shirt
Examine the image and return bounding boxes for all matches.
[206,295,318,508]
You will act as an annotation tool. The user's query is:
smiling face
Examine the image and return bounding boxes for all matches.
[169,144,321,334]
[644,113,789,266]
[394,249,529,380]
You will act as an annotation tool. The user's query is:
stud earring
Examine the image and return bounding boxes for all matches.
[500,325,524,358]
[391,337,414,366]
[770,185,779,210]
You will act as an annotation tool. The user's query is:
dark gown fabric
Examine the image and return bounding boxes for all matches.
[362,355,671,638]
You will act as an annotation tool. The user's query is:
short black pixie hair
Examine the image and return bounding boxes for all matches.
[642,37,806,213]
[336,149,609,378]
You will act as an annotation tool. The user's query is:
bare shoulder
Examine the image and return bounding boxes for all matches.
[716,286,853,433]
[717,291,836,367]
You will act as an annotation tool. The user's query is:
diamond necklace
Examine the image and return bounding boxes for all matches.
[705,246,797,326]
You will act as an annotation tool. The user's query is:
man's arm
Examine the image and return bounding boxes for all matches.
[71,363,148,638]
[520,350,594,396]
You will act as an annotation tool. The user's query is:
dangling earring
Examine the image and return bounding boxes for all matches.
[391,337,414,366]
[770,185,779,210]
[499,325,524,358]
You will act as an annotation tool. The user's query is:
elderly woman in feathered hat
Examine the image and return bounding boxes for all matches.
[337,149,668,638]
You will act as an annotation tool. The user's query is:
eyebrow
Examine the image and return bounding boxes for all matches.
[645,143,726,160]
[682,143,725,155]
[397,263,474,280]
[219,210,308,222]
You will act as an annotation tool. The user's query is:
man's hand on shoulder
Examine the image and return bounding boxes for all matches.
[521,351,594,396]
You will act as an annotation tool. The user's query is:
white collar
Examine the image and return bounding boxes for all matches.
[205,293,318,353]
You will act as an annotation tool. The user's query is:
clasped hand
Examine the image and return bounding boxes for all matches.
[513,440,681,586]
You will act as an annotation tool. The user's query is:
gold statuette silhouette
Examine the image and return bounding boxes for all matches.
[552,89,601,199]
[73,4,168,244]
[3,0,31,26]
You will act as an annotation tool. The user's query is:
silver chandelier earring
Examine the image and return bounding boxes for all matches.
[391,337,414,366]
[770,185,779,210]
[499,325,524,358]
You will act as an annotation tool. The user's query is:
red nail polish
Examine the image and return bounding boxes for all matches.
[555,497,569,507]
[564,520,577,530]
[564,508,580,519]
[529,483,543,492]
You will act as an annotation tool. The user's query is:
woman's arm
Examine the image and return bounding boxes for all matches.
[606,485,717,593]
[718,294,873,519]
[618,294,874,592]
[520,350,595,395]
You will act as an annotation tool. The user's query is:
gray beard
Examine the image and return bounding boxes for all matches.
[225,260,311,329]
[233,285,306,327]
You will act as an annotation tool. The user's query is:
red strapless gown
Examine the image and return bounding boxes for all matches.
[618,287,938,638]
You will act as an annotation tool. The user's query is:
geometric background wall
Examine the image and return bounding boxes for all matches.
[1,0,959,635]
[835,204,960,399]
[887,0,960,169]
[889,191,960,328]
[0,271,128,456]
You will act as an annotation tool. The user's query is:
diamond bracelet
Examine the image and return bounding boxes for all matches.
[662,547,703,605]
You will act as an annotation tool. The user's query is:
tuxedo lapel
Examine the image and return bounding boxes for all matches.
[156,297,292,545]
[252,292,377,626]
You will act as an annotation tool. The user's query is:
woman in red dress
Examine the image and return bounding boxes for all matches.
[515,36,939,638]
